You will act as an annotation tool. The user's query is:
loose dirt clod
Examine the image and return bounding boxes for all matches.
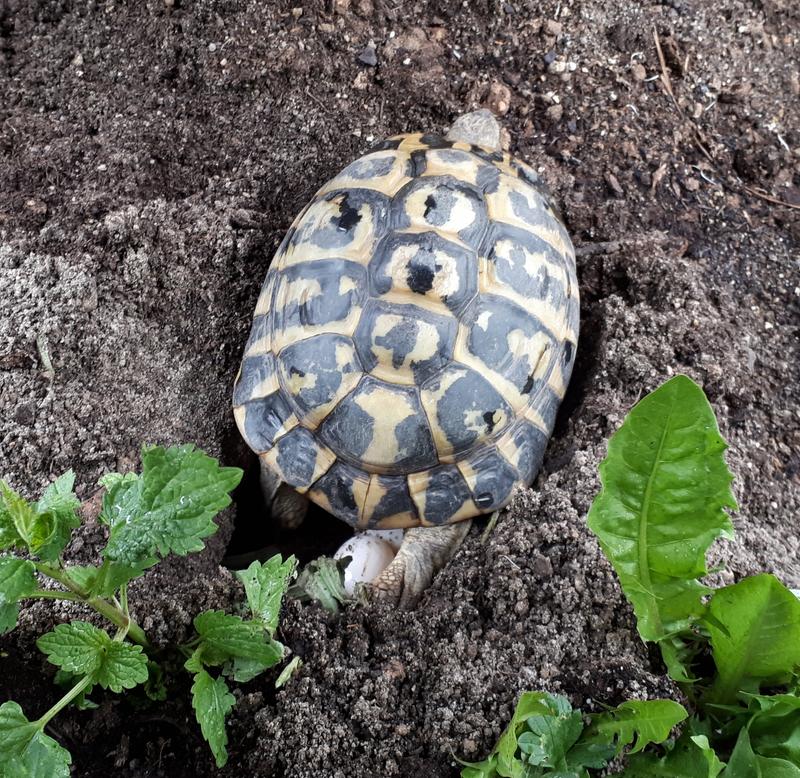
[1,0,797,776]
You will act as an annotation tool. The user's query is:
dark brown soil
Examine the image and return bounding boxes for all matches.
[1,0,798,776]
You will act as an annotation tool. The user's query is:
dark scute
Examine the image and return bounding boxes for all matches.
[522,373,535,395]
[336,192,362,232]
[419,134,453,149]
[368,230,476,315]
[367,137,403,152]
[354,300,457,385]
[279,333,361,415]
[563,340,574,365]
[318,392,375,460]
[406,256,436,293]
[311,462,366,527]
[374,318,421,370]
[469,145,504,163]
[423,194,437,218]
[242,393,292,453]
[422,465,473,524]
[291,189,389,251]
[425,365,513,454]
[367,476,418,526]
[394,411,438,471]
[274,428,320,488]
[463,447,518,511]
[234,353,274,407]
[341,154,395,180]
[476,163,501,193]
[277,260,366,330]
[409,149,427,177]
[511,421,549,485]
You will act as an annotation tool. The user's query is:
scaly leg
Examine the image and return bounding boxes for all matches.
[371,521,472,609]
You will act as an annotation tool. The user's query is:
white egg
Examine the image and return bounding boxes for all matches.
[366,528,404,552]
[334,533,396,595]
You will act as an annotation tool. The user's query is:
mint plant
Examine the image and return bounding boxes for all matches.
[0,444,297,775]
[462,375,800,775]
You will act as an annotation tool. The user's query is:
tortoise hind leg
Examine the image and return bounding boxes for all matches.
[371,521,472,609]
[259,457,309,530]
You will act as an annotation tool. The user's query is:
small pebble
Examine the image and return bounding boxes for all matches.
[545,19,563,36]
[545,104,563,122]
[358,44,377,67]
[631,63,647,81]
[604,171,624,197]
[484,80,512,116]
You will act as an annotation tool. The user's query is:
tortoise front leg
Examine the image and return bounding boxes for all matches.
[370,521,472,609]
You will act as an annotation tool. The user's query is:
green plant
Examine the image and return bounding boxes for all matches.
[463,375,800,776]
[0,444,297,775]
[459,692,687,777]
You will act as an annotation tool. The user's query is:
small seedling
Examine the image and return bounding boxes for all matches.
[0,444,297,775]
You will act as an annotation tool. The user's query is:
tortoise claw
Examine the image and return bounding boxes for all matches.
[370,521,471,609]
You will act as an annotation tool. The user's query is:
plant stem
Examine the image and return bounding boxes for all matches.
[35,562,150,650]
[33,673,94,730]
[29,589,83,603]
[86,595,149,648]
[35,562,88,597]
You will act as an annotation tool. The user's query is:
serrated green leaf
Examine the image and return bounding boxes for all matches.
[459,692,613,778]
[288,556,349,613]
[0,729,71,778]
[586,699,687,755]
[0,602,20,634]
[621,733,725,777]
[587,375,736,643]
[0,556,37,608]
[33,472,80,562]
[101,444,242,567]
[235,555,296,633]
[191,670,235,768]
[38,622,147,693]
[0,701,39,757]
[36,621,109,676]
[0,483,55,557]
[518,695,583,768]
[94,641,148,692]
[193,610,283,667]
[706,574,800,704]
[66,560,145,598]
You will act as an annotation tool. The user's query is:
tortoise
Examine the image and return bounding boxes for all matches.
[233,110,579,607]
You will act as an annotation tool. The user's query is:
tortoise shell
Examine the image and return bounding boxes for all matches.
[233,132,579,530]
